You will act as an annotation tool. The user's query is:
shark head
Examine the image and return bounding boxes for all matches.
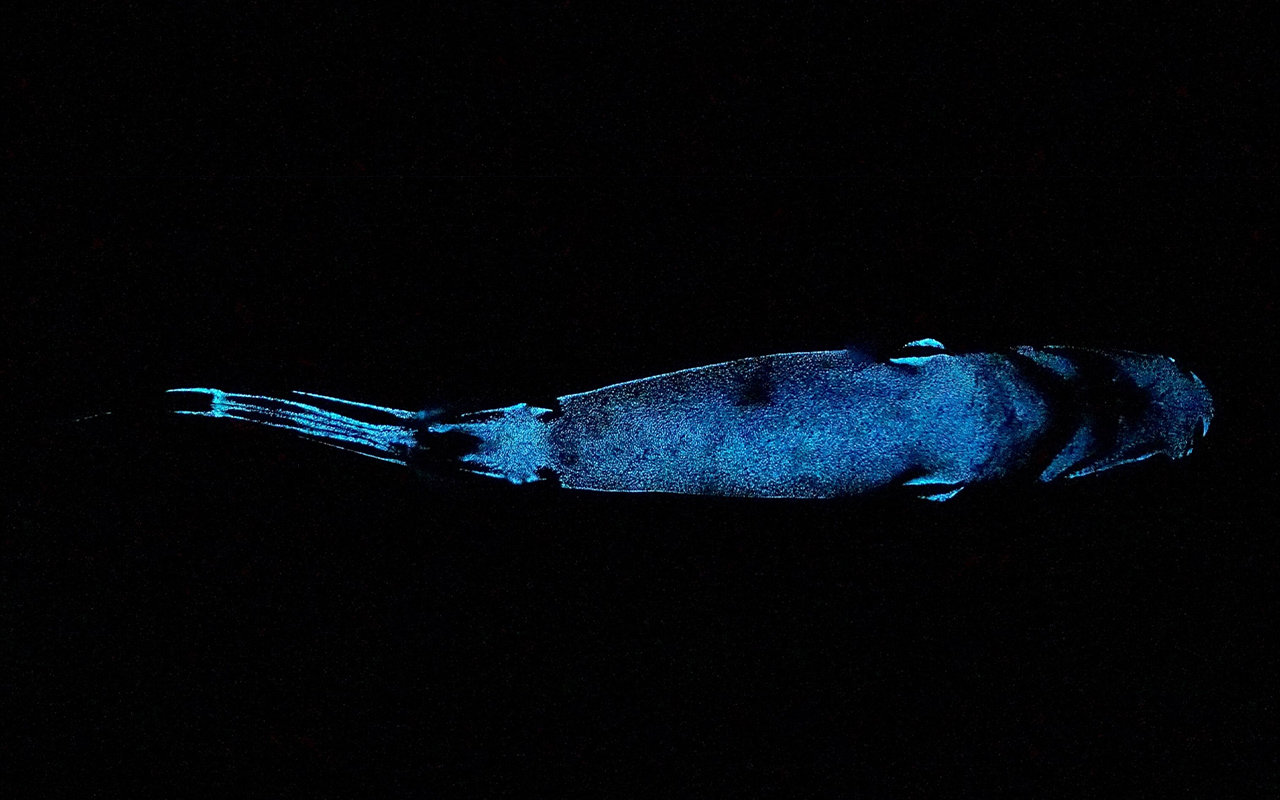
[1018,346,1214,481]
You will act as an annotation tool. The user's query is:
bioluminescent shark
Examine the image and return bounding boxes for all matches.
[168,339,1213,501]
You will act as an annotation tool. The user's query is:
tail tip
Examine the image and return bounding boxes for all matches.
[166,387,223,415]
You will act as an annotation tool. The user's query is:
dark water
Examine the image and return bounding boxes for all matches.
[4,8,1276,795]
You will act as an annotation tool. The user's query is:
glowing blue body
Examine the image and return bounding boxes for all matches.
[170,340,1213,501]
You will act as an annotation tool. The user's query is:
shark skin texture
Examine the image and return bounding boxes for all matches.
[168,339,1214,502]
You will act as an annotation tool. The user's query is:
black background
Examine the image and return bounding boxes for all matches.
[4,4,1277,798]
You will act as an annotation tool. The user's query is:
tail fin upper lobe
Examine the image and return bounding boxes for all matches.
[167,388,480,470]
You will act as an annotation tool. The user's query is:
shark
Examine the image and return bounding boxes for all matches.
[168,339,1213,501]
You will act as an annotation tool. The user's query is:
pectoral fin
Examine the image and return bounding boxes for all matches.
[901,474,966,502]
[921,487,964,502]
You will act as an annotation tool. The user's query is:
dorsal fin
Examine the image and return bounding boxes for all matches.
[890,338,948,366]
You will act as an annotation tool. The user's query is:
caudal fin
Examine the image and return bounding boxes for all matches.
[167,388,423,465]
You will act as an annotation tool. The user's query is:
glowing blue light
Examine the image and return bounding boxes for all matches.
[170,339,1213,501]
[1066,450,1156,480]
[168,388,417,465]
[890,338,948,366]
[922,487,964,502]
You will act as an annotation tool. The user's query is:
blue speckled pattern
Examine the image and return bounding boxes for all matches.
[534,351,1044,498]
[171,340,1214,501]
